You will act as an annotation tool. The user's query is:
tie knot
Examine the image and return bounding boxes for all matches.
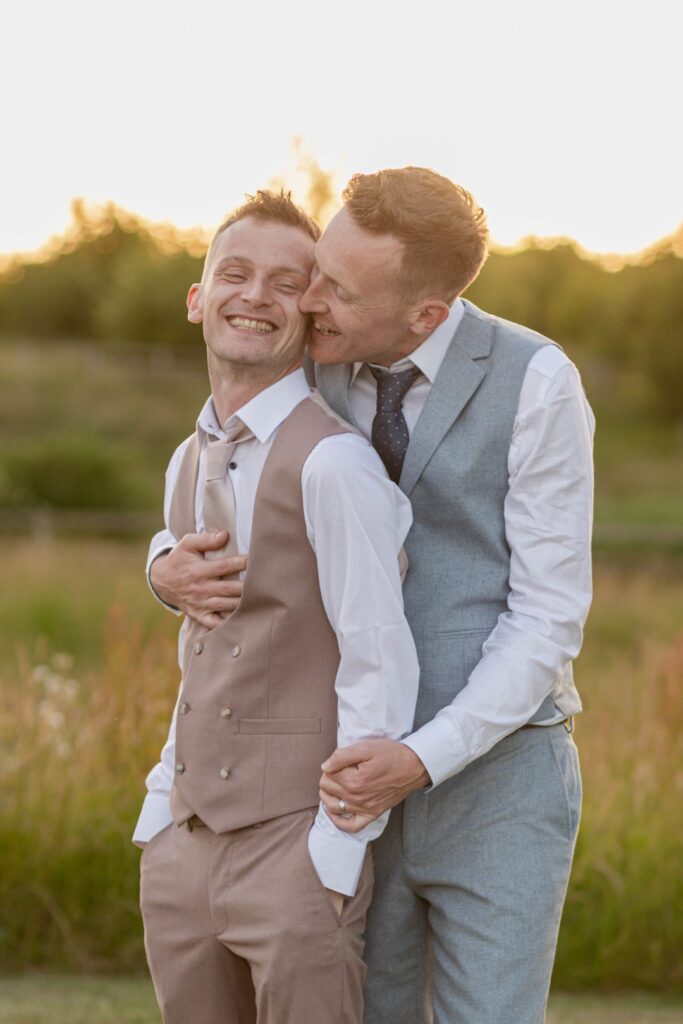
[370,365,421,413]
[204,420,254,481]
[223,417,252,445]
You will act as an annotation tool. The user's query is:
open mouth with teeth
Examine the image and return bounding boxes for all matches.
[313,321,341,337]
[226,315,277,334]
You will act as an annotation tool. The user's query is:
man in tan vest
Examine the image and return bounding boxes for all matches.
[133,190,420,1024]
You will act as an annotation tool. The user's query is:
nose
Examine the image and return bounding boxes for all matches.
[299,274,327,315]
[240,275,271,307]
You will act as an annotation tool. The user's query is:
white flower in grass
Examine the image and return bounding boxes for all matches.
[38,701,65,731]
[45,675,64,696]
[62,679,79,700]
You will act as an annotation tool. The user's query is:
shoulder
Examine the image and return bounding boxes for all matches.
[301,433,412,538]
[306,390,359,434]
[165,433,198,480]
[303,431,387,485]
[464,300,584,397]
[520,348,590,414]
[515,349,594,433]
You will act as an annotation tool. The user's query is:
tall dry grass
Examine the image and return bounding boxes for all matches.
[2,549,682,988]
[556,629,683,990]
[2,606,179,971]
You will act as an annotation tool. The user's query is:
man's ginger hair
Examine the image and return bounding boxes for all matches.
[203,189,320,279]
[342,167,488,302]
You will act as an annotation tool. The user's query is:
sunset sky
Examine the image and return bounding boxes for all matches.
[2,0,681,258]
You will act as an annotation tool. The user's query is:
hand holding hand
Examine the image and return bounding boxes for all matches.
[150,531,247,629]
[319,739,431,834]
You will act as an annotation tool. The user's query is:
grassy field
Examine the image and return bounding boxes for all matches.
[2,337,683,990]
[1,538,682,990]
[0,976,682,1024]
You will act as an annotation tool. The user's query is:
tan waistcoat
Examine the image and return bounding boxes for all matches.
[167,397,350,833]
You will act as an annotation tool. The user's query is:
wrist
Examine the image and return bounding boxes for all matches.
[149,551,180,611]
[402,743,431,789]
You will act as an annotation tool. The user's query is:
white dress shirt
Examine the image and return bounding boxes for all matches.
[133,368,420,897]
[349,300,595,787]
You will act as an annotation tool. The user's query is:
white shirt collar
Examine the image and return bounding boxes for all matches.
[350,298,465,384]
[196,367,311,445]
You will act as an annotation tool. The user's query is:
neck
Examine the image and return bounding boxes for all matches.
[207,353,302,424]
[368,336,423,368]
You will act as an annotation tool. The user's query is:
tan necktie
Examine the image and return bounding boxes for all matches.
[202,419,254,563]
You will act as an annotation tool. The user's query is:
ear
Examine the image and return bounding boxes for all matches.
[187,283,204,323]
[407,298,450,339]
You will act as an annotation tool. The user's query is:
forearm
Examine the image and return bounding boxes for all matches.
[146,529,180,611]
[406,357,594,787]
[132,700,179,845]
[311,627,419,894]
[403,617,587,787]
[302,435,420,886]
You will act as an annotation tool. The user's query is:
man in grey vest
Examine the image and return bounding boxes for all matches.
[134,190,420,1024]
[150,169,594,1024]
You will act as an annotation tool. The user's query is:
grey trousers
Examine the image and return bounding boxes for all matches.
[364,724,581,1024]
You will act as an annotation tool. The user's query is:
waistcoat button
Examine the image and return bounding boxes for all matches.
[175,762,186,774]
[194,641,204,655]
[220,707,232,719]
[180,702,190,715]
[219,767,231,780]
[231,645,241,658]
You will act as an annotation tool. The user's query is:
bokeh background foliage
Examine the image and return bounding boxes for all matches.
[1,183,682,990]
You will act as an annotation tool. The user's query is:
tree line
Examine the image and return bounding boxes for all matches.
[1,199,681,422]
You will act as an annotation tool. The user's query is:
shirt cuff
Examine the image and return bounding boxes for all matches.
[401,715,469,789]
[132,791,175,847]
[307,806,369,897]
[146,546,182,615]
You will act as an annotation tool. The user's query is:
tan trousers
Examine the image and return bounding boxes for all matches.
[140,807,374,1024]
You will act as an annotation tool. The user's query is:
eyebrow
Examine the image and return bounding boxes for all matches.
[214,256,310,278]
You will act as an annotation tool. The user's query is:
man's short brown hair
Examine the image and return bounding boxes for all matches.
[205,189,321,276]
[342,168,488,302]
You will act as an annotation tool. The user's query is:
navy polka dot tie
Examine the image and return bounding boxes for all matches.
[370,365,421,483]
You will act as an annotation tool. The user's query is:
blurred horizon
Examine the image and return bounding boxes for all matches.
[2,193,682,272]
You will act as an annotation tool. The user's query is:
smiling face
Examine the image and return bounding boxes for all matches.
[299,208,417,366]
[187,216,315,378]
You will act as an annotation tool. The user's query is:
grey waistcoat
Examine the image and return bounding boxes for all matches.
[314,300,559,729]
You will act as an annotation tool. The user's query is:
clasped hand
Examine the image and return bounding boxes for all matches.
[150,531,247,629]
[319,739,431,834]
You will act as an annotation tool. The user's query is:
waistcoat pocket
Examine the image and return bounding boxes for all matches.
[238,717,322,735]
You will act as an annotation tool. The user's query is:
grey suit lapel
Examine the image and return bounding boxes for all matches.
[313,362,361,430]
[399,302,494,495]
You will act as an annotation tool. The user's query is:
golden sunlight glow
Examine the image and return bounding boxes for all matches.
[1,0,681,259]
